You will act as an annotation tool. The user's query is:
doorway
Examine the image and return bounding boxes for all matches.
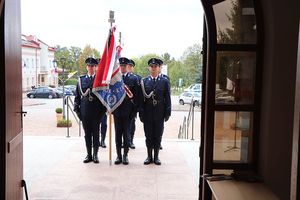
[3,1,206,198]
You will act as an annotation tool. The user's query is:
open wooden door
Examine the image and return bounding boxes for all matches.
[0,0,23,199]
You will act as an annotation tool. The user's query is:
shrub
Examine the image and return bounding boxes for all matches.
[57,119,72,127]
[55,108,63,114]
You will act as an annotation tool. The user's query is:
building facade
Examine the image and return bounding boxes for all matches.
[21,34,57,91]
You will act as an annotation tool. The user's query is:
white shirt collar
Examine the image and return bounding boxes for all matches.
[87,73,95,77]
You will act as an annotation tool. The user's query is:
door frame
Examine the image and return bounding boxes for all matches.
[0,0,23,199]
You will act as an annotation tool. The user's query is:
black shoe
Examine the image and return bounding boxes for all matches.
[129,143,135,149]
[114,157,122,165]
[101,141,106,148]
[122,155,129,165]
[143,157,153,165]
[93,154,99,164]
[160,145,163,150]
[83,155,93,163]
[154,158,161,165]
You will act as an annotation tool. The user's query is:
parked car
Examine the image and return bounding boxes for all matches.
[57,86,73,96]
[64,85,76,95]
[184,83,202,92]
[179,91,201,106]
[27,87,63,99]
[215,90,235,104]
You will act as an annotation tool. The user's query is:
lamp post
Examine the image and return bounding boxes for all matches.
[74,51,80,78]
[60,57,66,119]
[52,60,58,87]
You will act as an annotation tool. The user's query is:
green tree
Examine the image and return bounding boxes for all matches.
[134,54,161,78]
[69,46,82,73]
[54,45,72,70]
[217,0,242,43]
[168,60,186,87]
[161,52,175,65]
[78,45,100,75]
[54,46,72,85]
[181,43,203,86]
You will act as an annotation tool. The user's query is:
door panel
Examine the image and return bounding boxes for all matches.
[1,0,23,199]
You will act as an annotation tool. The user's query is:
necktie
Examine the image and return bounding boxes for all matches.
[89,76,93,87]
[122,74,125,80]
[153,78,156,83]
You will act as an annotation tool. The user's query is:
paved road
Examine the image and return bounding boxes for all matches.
[23,95,201,140]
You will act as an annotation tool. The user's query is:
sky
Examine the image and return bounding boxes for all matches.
[21,0,204,59]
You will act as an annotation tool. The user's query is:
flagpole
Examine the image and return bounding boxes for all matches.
[109,112,112,165]
[108,10,115,166]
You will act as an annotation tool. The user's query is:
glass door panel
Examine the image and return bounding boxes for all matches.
[213,0,257,44]
[213,111,253,163]
[215,51,256,105]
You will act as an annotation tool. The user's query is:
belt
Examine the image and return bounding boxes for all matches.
[145,99,161,106]
[82,96,95,102]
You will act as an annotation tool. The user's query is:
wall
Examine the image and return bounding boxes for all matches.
[259,0,300,199]
[22,46,39,90]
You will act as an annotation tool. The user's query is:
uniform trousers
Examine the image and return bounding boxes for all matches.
[144,117,164,149]
[81,99,105,152]
[114,115,131,149]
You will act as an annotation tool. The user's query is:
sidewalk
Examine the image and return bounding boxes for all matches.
[23,97,201,199]
[24,137,199,200]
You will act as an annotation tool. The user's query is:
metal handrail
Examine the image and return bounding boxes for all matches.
[22,180,29,200]
[186,99,194,138]
[65,96,81,137]
[178,125,182,138]
[178,99,195,140]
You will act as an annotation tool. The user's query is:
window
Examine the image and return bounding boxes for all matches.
[200,0,261,198]
[214,111,253,163]
[215,51,256,105]
[213,0,257,44]
[26,58,30,67]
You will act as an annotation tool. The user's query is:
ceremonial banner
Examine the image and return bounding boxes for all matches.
[93,27,125,113]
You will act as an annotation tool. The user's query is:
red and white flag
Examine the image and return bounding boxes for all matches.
[92,27,126,113]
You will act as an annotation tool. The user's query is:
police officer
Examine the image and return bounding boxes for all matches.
[74,57,106,164]
[127,59,141,149]
[139,58,171,165]
[113,57,136,165]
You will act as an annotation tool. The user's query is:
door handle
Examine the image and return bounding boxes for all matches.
[17,111,27,117]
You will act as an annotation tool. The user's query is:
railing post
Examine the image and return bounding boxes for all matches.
[178,125,182,139]
[66,96,70,138]
[191,100,195,140]
[183,116,186,139]
[22,180,29,200]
